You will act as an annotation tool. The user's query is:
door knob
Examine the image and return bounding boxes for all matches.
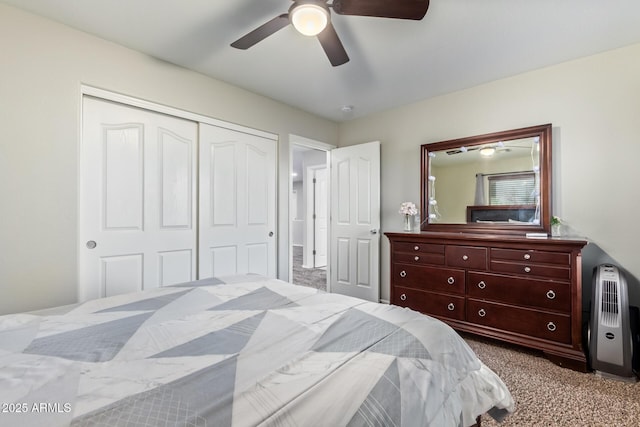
[86,240,97,249]
[370,229,378,234]
[268,231,274,237]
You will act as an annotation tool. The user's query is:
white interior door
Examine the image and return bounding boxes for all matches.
[199,123,277,279]
[314,167,328,268]
[80,97,197,301]
[330,141,381,302]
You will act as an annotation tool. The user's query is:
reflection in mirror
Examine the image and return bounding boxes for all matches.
[420,124,551,235]
[428,136,540,223]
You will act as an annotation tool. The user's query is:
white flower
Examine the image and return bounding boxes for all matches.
[399,202,418,216]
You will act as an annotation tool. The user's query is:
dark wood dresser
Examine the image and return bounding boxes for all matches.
[385,231,588,371]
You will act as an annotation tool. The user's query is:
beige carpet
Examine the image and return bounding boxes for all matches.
[463,334,640,426]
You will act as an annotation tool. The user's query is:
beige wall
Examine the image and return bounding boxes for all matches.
[0,4,338,314]
[339,43,640,305]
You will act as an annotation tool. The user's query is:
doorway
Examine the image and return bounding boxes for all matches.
[290,144,328,291]
[289,139,381,301]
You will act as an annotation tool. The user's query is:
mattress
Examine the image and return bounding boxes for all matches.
[0,274,514,426]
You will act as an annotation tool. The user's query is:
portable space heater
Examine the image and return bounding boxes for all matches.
[588,264,637,381]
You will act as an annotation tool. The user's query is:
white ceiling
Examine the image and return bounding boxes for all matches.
[5,0,640,122]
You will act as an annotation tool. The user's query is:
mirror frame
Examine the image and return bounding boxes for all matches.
[420,123,552,235]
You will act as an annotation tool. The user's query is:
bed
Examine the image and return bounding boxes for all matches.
[467,204,537,223]
[0,275,514,426]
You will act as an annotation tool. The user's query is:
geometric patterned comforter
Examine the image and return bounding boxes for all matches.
[0,275,514,427]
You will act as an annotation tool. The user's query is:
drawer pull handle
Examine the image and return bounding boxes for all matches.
[477,281,486,289]
[414,256,420,261]
[524,253,531,260]
[400,270,407,278]
[462,255,469,261]
[414,245,420,251]
[546,290,556,300]
[447,303,455,311]
[478,309,486,317]
[547,322,557,332]
[447,276,455,285]
[524,266,531,273]
[400,293,407,301]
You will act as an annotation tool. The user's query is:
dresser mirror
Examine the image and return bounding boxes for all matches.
[420,124,552,235]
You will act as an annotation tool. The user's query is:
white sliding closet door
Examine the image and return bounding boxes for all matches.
[80,97,197,301]
[199,124,277,279]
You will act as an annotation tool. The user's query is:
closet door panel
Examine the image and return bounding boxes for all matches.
[209,245,238,277]
[209,143,237,226]
[199,124,277,279]
[103,124,144,230]
[158,249,193,286]
[80,97,197,301]
[159,129,193,229]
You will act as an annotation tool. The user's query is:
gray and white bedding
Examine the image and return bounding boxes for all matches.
[0,275,513,427]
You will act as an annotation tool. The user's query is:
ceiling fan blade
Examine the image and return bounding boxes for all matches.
[317,22,349,66]
[332,0,430,20]
[231,14,290,49]
[446,147,480,155]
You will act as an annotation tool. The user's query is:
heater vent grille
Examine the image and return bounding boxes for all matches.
[601,279,620,327]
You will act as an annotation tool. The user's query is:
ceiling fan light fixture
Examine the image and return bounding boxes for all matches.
[480,147,496,157]
[290,3,329,36]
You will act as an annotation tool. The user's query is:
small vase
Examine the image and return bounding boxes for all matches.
[404,214,412,232]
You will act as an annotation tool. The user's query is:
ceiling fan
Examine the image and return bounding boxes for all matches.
[230,0,430,66]
[446,142,533,157]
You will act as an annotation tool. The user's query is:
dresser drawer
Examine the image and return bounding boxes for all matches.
[491,248,570,265]
[393,264,465,294]
[394,242,445,264]
[395,242,445,255]
[468,272,570,312]
[446,245,487,270]
[490,260,570,280]
[467,299,571,344]
[393,286,465,320]
[393,252,445,265]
